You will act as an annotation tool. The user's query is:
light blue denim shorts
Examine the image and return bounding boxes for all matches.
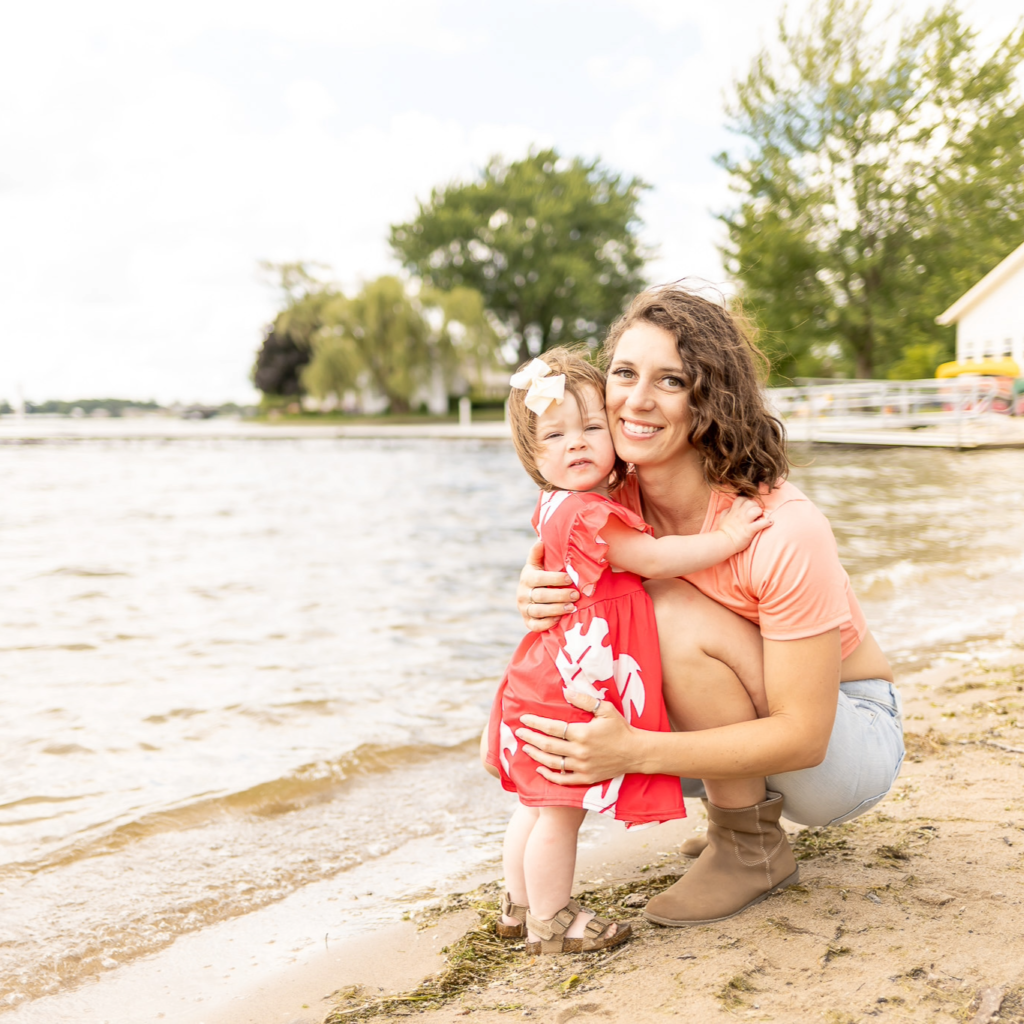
[681,678,906,827]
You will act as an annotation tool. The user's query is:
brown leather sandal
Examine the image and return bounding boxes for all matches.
[496,891,529,939]
[523,899,632,954]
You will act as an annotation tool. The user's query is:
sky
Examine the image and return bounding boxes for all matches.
[1,0,1018,404]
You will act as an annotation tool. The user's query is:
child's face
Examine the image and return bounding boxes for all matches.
[534,385,616,492]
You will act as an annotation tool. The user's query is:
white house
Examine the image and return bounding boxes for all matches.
[935,241,1024,376]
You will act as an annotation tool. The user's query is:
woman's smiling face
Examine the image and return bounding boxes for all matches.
[605,322,692,467]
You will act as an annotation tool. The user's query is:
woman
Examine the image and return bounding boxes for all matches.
[514,284,904,926]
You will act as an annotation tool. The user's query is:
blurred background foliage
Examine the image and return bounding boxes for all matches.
[389,148,649,364]
[252,265,501,415]
[719,0,1024,382]
[251,0,1024,411]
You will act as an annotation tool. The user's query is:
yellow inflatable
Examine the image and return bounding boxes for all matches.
[935,357,1020,379]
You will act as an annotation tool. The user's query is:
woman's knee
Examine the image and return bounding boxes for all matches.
[647,579,708,661]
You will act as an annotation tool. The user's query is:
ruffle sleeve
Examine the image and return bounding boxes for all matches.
[564,498,651,597]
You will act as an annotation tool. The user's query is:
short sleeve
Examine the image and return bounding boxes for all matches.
[564,498,651,597]
[749,499,853,640]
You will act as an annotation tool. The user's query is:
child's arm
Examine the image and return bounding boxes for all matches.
[600,497,771,579]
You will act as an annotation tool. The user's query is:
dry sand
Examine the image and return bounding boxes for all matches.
[321,650,1024,1024]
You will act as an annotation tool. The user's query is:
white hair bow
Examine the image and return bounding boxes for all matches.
[509,358,566,415]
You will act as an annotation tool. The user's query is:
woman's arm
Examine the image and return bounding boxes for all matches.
[515,629,841,783]
[600,497,770,579]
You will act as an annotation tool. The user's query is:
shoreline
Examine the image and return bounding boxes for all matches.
[0,417,511,442]
[10,649,1024,1023]
[4,415,1024,448]
[2,811,703,1024]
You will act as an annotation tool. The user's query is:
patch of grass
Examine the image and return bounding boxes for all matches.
[716,973,757,1009]
[997,984,1024,1020]
[324,911,521,1020]
[413,880,503,930]
[573,873,681,918]
[875,844,911,863]
[822,944,852,964]
[766,916,812,935]
[938,680,993,695]
[904,729,952,761]
[324,875,682,1021]
[791,824,853,861]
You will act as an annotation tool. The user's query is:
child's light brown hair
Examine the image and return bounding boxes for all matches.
[508,346,627,491]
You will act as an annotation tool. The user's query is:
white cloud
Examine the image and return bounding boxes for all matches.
[1,0,1019,402]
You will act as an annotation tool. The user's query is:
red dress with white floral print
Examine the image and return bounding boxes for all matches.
[486,490,685,827]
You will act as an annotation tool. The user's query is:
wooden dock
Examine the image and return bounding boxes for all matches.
[783,415,1024,449]
[3,398,1023,451]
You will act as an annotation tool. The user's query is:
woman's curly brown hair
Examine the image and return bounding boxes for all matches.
[603,283,788,498]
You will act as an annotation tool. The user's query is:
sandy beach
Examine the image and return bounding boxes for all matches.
[308,648,1024,1024]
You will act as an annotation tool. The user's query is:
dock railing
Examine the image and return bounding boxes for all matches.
[768,376,1012,447]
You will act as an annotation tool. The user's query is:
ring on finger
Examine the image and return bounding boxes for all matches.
[529,587,537,603]
[561,722,569,740]
[560,755,567,775]
[592,698,602,714]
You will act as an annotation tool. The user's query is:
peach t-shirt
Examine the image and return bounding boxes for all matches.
[614,475,866,659]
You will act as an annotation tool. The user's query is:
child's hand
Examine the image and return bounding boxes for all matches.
[717,496,772,553]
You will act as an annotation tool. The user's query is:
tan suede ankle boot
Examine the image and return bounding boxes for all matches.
[678,798,709,857]
[644,791,799,926]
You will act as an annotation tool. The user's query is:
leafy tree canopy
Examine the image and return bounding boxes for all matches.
[390,148,650,365]
[302,277,434,414]
[252,262,339,397]
[254,262,501,411]
[719,0,1024,380]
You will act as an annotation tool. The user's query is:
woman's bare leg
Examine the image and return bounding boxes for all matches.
[647,578,767,809]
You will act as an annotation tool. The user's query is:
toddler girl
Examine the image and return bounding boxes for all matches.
[485,348,770,954]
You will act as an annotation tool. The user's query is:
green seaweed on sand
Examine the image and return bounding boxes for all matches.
[791,824,854,860]
[412,880,504,931]
[716,972,757,1009]
[324,875,682,1021]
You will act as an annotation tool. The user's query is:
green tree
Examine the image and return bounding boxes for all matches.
[718,0,1024,380]
[301,277,501,414]
[302,277,430,414]
[390,148,649,365]
[252,262,337,397]
[421,285,503,397]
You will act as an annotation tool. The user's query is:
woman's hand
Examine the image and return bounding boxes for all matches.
[517,539,579,632]
[515,690,640,784]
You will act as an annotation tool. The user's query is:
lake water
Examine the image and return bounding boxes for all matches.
[2,437,1024,1011]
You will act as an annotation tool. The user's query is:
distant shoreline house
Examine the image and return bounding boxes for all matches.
[935,241,1023,378]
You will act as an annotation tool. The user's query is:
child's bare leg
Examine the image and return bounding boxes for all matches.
[501,803,538,926]
[524,806,617,940]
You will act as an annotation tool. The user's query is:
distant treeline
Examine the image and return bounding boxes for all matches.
[25,399,162,416]
[3,399,253,418]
